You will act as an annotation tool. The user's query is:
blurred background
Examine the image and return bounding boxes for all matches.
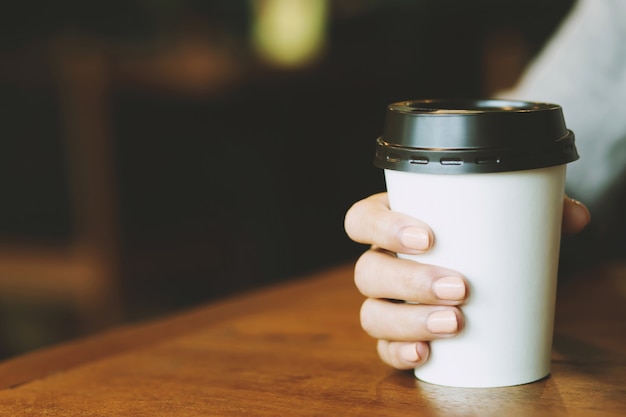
[0,0,574,358]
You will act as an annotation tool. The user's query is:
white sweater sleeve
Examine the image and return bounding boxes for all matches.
[502,0,626,214]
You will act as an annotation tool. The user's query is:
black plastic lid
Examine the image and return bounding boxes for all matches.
[374,99,579,174]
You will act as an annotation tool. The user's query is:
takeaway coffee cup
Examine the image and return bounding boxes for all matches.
[374,99,579,388]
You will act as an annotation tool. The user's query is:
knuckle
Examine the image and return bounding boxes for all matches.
[343,200,366,240]
[353,252,374,293]
[378,341,409,370]
[376,340,394,367]
[359,299,379,337]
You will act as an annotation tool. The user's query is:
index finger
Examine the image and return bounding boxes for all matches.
[344,192,433,254]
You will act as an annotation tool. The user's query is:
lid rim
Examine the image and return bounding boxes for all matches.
[388,99,563,115]
[376,98,577,174]
[374,130,579,174]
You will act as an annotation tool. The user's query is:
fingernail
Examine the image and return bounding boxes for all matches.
[432,276,466,301]
[399,343,420,363]
[427,310,458,334]
[401,227,430,251]
[569,197,591,222]
[567,196,583,206]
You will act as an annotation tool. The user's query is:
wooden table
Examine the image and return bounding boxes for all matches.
[0,261,624,416]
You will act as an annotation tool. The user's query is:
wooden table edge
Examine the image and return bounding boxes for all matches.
[0,262,356,390]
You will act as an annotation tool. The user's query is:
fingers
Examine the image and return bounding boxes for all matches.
[360,299,464,341]
[377,340,430,370]
[562,195,591,236]
[347,193,590,246]
[354,249,467,305]
[348,191,589,372]
[346,193,590,251]
[348,194,467,370]
[345,193,434,255]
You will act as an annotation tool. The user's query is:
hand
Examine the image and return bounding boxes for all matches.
[344,192,590,370]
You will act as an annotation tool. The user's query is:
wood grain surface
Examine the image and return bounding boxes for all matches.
[0,261,624,416]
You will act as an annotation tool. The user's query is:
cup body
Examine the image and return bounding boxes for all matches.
[374,99,578,388]
[385,166,565,387]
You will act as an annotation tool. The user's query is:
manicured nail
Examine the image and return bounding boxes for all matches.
[399,343,420,363]
[567,196,583,206]
[432,276,466,301]
[401,227,430,251]
[427,310,458,334]
[569,197,591,222]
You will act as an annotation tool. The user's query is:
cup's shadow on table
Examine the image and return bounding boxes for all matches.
[376,330,626,416]
[376,370,565,416]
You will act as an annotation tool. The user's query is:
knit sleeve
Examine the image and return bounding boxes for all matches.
[501,0,626,217]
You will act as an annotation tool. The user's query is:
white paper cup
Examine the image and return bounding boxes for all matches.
[374,99,579,388]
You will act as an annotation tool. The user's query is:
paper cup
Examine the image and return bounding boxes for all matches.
[374,99,579,388]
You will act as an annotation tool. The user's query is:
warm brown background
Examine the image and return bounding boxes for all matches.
[1,0,599,359]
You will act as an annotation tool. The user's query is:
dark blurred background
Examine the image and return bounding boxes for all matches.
[0,0,574,358]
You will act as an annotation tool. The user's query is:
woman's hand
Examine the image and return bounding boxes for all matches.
[344,192,590,370]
